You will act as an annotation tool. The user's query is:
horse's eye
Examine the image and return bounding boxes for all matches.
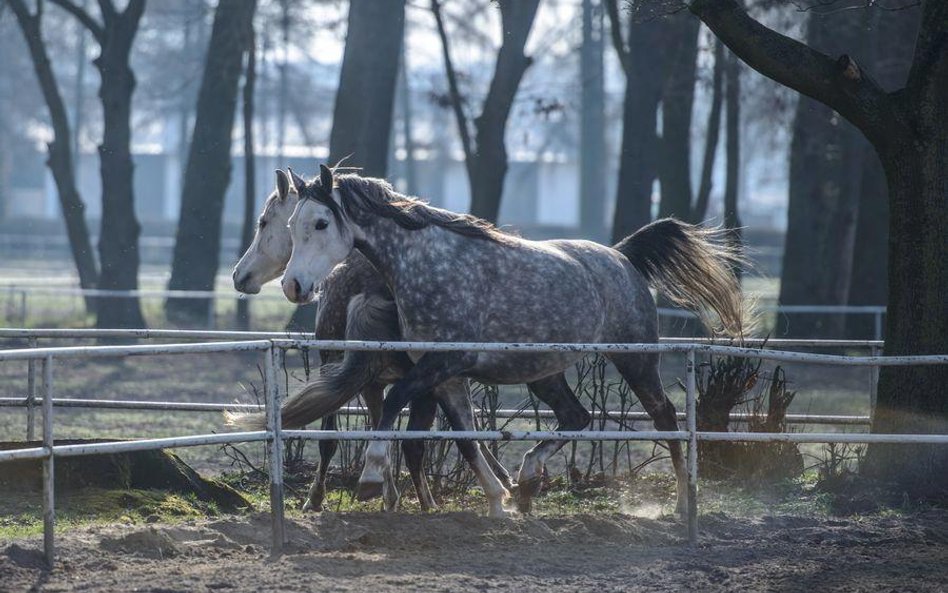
[258,220,267,229]
[314,219,329,231]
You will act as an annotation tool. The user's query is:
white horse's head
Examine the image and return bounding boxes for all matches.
[282,165,360,303]
[232,170,299,294]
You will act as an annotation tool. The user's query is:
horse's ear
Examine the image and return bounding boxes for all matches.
[275,169,290,200]
[319,164,334,191]
[288,167,307,195]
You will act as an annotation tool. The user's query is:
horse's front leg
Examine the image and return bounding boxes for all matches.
[303,414,338,512]
[361,381,400,511]
[357,351,476,502]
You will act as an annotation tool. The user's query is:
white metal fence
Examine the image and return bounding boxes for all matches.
[0,332,944,567]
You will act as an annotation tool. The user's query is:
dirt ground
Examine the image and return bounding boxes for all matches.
[2,509,947,593]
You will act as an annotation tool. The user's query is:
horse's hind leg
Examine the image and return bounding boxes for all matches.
[403,394,439,511]
[435,378,511,518]
[303,414,338,512]
[609,352,688,517]
[362,381,400,512]
[517,373,591,513]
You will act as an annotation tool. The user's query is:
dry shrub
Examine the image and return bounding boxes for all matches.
[697,355,804,482]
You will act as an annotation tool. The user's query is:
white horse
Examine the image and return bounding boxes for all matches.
[281,165,750,515]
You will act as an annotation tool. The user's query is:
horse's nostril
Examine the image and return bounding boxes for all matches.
[292,279,302,298]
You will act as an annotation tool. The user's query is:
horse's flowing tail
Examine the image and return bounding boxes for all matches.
[224,293,401,430]
[614,218,753,337]
[224,352,379,430]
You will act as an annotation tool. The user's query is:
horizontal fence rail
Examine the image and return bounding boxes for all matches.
[0,336,943,565]
[0,397,874,426]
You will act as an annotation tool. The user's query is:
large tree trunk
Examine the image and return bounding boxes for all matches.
[688,0,945,499]
[607,4,669,243]
[468,0,540,223]
[93,1,147,330]
[656,15,699,220]
[578,0,607,242]
[9,1,99,305]
[327,0,406,176]
[166,0,257,326]
[777,13,866,339]
[289,0,406,332]
[862,133,948,496]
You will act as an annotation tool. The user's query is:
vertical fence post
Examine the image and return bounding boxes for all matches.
[873,310,883,342]
[42,355,55,568]
[265,344,285,556]
[869,345,881,424]
[26,337,38,440]
[685,348,698,544]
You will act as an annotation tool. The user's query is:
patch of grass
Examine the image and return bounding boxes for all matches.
[0,488,221,539]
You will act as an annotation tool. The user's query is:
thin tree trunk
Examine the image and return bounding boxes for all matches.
[8,0,99,308]
[692,38,724,224]
[236,27,256,331]
[579,0,606,242]
[722,48,742,275]
[93,1,147,329]
[468,0,541,223]
[166,0,257,326]
[288,0,406,332]
[657,15,699,220]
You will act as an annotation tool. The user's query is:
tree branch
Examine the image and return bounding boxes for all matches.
[687,0,897,142]
[431,0,475,177]
[604,0,632,75]
[48,0,104,42]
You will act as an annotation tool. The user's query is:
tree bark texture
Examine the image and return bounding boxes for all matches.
[236,26,257,331]
[166,0,257,326]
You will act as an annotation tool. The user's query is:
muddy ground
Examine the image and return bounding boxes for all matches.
[2,509,947,592]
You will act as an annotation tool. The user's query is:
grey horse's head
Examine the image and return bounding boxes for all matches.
[282,165,359,303]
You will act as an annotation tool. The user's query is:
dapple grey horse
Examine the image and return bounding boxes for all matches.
[229,171,513,515]
[281,165,750,515]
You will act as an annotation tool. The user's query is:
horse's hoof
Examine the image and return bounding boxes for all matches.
[356,480,384,502]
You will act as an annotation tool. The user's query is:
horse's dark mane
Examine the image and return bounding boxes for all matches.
[302,173,509,242]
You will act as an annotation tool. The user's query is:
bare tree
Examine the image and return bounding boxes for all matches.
[722,47,741,268]
[165,0,257,326]
[50,0,147,329]
[432,0,541,223]
[8,0,99,310]
[688,0,948,497]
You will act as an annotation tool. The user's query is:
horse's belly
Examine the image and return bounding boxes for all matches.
[468,351,585,384]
